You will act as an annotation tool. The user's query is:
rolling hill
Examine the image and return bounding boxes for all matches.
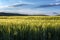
[0,12,29,16]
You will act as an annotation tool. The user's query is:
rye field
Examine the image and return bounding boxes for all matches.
[0,16,60,40]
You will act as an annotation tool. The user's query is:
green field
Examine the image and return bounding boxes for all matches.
[0,16,60,40]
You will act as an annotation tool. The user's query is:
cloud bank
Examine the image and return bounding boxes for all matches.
[10,1,35,8]
[0,0,60,16]
[37,2,60,8]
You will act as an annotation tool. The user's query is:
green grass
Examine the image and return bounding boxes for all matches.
[0,16,60,40]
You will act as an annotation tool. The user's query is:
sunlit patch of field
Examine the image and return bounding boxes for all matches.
[0,16,60,40]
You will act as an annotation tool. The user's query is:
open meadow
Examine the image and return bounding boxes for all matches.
[0,16,60,40]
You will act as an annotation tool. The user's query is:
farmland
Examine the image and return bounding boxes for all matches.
[0,16,60,40]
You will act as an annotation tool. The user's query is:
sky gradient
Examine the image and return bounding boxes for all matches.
[0,0,60,15]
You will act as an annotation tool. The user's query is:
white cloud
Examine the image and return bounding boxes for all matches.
[0,5,16,9]
[0,9,45,15]
[10,1,34,6]
[50,2,60,5]
[0,6,8,9]
[0,8,60,15]
[0,1,34,9]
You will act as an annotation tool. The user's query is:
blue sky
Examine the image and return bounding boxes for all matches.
[0,0,60,15]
